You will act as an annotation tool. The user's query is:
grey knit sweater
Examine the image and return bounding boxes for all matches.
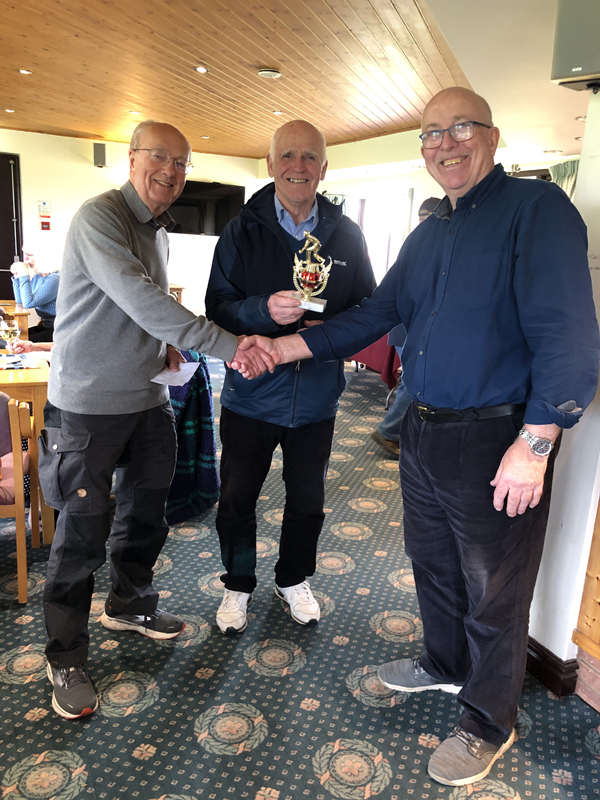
[48,181,238,414]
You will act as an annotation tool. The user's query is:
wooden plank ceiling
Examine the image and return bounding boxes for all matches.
[0,0,469,158]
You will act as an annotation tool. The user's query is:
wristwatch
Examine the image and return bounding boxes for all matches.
[518,427,554,456]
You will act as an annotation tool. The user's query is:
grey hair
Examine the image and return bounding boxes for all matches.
[130,119,160,150]
[270,120,327,162]
[129,120,191,156]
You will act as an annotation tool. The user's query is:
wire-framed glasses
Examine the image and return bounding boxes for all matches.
[419,121,492,149]
[133,148,193,174]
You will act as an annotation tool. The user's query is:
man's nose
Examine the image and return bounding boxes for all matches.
[439,129,457,149]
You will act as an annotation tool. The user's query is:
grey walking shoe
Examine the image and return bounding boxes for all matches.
[377,656,462,694]
[101,606,185,639]
[427,726,517,786]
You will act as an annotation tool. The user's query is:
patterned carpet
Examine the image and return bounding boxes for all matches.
[0,359,599,800]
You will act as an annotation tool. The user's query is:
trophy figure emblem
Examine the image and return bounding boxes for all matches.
[291,231,332,313]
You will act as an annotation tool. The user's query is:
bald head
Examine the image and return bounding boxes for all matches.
[422,88,493,128]
[269,120,327,163]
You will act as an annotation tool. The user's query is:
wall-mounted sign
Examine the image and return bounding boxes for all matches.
[38,200,51,218]
[41,221,50,230]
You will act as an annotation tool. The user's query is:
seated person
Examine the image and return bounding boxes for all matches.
[11,251,60,342]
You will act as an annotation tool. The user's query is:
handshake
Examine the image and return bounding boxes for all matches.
[228,333,311,379]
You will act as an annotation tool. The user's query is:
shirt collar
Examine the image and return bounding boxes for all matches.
[274,193,319,230]
[121,181,176,231]
[434,164,507,220]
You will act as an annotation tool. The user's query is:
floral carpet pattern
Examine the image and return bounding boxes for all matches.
[0,360,598,800]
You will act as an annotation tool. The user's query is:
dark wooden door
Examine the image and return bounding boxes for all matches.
[0,153,23,299]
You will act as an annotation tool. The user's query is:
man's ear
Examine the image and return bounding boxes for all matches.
[320,160,328,181]
[266,153,274,178]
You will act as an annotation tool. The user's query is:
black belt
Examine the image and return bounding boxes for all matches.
[416,402,526,424]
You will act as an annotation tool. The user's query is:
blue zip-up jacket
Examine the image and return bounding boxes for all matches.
[205,183,376,427]
[301,165,600,429]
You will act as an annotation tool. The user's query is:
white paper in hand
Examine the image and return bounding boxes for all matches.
[151,361,200,387]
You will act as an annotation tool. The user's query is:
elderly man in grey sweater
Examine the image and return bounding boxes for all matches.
[39,120,271,720]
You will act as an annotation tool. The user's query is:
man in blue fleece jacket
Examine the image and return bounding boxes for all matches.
[206,120,375,635]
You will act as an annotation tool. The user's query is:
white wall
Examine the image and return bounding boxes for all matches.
[0,129,262,299]
[529,90,600,659]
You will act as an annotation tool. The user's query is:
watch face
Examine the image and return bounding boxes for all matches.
[532,439,552,456]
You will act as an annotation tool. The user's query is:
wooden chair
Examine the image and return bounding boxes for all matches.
[0,399,35,603]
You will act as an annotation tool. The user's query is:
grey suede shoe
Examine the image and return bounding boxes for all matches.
[377,656,462,694]
[428,726,517,786]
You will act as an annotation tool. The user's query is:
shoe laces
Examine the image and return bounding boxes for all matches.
[450,727,483,751]
[222,590,246,610]
[59,665,89,689]
[291,581,314,603]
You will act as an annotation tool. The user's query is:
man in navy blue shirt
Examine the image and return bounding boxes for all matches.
[235,88,600,786]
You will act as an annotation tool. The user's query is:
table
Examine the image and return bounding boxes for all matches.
[350,335,401,390]
[169,284,185,304]
[0,301,32,339]
[0,358,54,546]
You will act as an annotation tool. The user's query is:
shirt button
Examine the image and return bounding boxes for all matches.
[52,444,58,450]
[417,391,421,395]
[419,350,424,355]
[449,230,455,234]
[441,271,446,275]
[471,204,476,209]
[432,311,436,315]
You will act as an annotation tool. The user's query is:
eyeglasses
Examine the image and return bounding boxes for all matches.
[133,148,193,174]
[419,121,491,149]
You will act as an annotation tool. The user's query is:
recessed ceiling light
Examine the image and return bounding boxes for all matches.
[5,109,14,113]
[575,136,584,141]
[543,149,563,154]
[129,110,141,115]
[258,68,281,79]
[195,66,208,74]
[575,115,587,121]
[201,135,210,139]
[19,69,32,75]
[273,111,283,115]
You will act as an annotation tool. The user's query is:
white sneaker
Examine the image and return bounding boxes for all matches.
[216,589,252,635]
[275,581,320,625]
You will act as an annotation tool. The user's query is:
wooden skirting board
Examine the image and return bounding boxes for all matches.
[527,636,578,697]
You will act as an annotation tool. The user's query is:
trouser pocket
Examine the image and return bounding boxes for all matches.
[38,427,91,511]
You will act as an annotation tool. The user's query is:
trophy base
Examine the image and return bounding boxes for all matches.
[291,292,327,313]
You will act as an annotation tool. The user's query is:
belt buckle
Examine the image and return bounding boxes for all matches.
[417,404,431,421]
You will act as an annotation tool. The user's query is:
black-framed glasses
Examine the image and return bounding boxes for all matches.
[133,148,193,174]
[419,121,491,149]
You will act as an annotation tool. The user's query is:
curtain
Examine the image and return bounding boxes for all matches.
[549,160,579,199]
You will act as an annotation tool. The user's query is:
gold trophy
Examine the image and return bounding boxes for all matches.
[291,232,332,313]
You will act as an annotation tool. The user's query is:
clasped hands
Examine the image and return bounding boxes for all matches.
[228,335,282,379]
